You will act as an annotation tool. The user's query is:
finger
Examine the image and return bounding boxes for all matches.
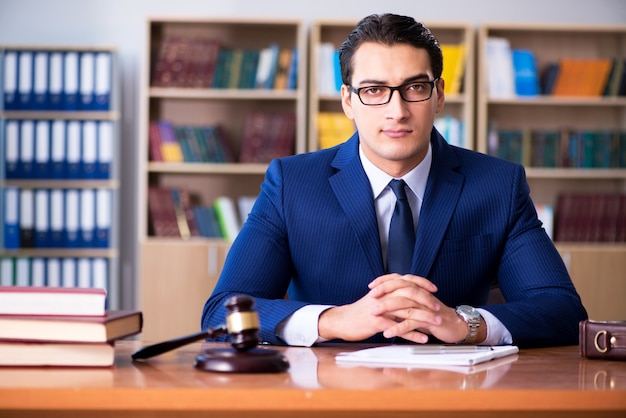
[384,327,429,344]
[369,274,437,293]
[367,273,403,288]
[370,284,441,313]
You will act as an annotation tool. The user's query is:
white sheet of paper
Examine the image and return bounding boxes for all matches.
[335,345,519,367]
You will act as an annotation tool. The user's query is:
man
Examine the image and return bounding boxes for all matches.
[202,13,587,348]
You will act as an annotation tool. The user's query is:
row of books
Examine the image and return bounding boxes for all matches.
[316,42,466,96]
[3,187,111,249]
[240,112,296,163]
[151,36,298,90]
[554,192,626,242]
[0,286,142,367]
[4,119,113,180]
[1,49,113,111]
[148,186,255,241]
[487,128,626,168]
[485,37,625,98]
[0,257,108,289]
[149,120,233,163]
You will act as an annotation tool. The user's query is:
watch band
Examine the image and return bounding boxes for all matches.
[456,305,481,344]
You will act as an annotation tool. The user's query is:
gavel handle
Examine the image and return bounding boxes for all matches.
[131,325,227,360]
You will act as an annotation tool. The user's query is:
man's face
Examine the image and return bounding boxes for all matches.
[341,42,445,177]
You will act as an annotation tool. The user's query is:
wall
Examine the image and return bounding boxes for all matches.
[1,0,625,309]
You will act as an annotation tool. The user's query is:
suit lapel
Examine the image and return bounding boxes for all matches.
[413,131,465,276]
[329,135,385,276]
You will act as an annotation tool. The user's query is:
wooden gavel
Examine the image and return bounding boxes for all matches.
[131,294,261,360]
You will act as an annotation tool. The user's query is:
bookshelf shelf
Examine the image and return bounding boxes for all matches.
[148,162,267,175]
[477,23,626,320]
[525,168,626,179]
[0,46,120,307]
[138,18,307,340]
[0,248,118,258]
[308,20,475,152]
[150,87,300,101]
[2,111,121,120]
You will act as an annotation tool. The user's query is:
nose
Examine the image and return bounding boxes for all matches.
[385,88,410,119]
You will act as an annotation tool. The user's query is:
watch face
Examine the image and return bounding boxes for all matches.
[458,305,476,316]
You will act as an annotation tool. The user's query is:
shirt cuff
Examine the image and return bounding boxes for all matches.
[477,308,513,345]
[276,304,335,347]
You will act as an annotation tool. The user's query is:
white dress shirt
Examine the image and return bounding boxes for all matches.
[276,143,512,346]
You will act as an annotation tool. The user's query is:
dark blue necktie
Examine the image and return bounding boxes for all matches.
[387,179,415,274]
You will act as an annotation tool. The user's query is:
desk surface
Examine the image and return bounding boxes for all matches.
[0,341,625,418]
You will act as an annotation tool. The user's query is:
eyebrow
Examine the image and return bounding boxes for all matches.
[354,73,431,87]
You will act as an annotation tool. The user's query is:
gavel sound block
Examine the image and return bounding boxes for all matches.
[131,295,289,373]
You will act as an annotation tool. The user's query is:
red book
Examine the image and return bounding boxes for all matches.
[0,310,143,343]
[0,286,106,316]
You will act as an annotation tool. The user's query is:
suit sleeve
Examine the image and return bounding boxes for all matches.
[201,159,309,345]
[482,164,588,347]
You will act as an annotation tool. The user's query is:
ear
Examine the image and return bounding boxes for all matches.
[340,84,355,120]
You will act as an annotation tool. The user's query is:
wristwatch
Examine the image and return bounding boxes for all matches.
[455,305,481,344]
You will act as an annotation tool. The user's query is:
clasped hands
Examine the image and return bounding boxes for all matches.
[318,274,468,344]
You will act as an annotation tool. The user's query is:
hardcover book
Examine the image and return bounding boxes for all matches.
[0,286,107,316]
[0,310,142,343]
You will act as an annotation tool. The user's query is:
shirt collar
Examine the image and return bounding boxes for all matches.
[359,142,432,202]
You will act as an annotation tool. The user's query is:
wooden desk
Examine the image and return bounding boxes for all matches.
[0,341,625,417]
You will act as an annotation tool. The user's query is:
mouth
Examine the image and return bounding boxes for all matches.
[382,128,412,138]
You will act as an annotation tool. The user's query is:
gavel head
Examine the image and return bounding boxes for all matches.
[224,295,260,351]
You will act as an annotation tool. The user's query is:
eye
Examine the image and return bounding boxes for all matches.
[361,86,386,96]
[406,82,427,92]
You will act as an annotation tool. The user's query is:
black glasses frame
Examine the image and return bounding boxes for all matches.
[349,79,438,106]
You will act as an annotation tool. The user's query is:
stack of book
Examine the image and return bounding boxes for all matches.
[0,286,142,367]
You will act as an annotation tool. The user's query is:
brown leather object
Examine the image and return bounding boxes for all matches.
[580,320,626,361]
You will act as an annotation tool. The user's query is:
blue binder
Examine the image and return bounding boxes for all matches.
[34,189,50,248]
[32,51,49,110]
[79,189,96,248]
[95,188,111,248]
[64,189,80,248]
[34,120,51,179]
[81,121,97,179]
[64,120,81,179]
[48,51,64,110]
[4,120,19,179]
[94,51,112,111]
[79,51,95,110]
[17,50,34,110]
[18,120,35,179]
[49,188,65,248]
[61,258,77,287]
[62,51,79,110]
[50,120,66,179]
[3,188,20,249]
[2,50,19,110]
[96,121,112,179]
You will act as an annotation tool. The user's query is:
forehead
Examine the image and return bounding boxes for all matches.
[351,42,432,85]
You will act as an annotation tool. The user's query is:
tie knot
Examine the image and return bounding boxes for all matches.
[389,179,408,201]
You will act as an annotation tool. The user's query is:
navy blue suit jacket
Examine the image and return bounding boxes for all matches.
[201,129,587,347]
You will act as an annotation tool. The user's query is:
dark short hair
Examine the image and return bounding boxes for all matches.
[338,13,443,86]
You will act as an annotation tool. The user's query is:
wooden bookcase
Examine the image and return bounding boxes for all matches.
[308,20,475,152]
[476,24,626,320]
[138,18,307,340]
[0,46,120,308]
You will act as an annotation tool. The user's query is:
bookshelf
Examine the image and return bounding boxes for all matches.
[138,18,307,340]
[308,20,475,152]
[0,46,120,308]
[476,24,626,320]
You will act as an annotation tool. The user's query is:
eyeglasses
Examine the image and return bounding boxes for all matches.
[349,79,438,106]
